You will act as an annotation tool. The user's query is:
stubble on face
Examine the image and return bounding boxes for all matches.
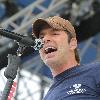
[39,28,70,69]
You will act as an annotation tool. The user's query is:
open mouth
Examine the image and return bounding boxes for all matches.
[44,47,57,54]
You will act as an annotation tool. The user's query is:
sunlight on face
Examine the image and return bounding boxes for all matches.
[39,28,75,68]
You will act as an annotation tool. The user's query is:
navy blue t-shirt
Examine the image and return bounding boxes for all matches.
[43,62,100,100]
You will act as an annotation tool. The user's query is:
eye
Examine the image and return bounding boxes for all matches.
[39,35,44,39]
[52,32,59,35]
[53,33,57,35]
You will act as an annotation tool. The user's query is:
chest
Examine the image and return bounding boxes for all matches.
[43,75,100,100]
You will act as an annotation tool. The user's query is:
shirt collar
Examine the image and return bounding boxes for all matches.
[54,65,81,82]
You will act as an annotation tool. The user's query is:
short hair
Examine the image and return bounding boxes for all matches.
[66,30,80,63]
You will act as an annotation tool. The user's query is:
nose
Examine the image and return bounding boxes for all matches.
[42,34,52,44]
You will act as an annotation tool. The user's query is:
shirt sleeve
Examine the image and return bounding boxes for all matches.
[93,62,100,95]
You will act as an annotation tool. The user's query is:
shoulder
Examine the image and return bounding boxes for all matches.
[81,61,100,77]
[82,61,100,70]
[88,61,100,84]
[77,61,100,76]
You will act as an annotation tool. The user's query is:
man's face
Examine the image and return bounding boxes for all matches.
[39,28,76,68]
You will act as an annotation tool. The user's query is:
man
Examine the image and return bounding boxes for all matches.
[32,16,100,100]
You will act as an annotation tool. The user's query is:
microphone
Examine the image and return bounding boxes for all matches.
[0,28,43,50]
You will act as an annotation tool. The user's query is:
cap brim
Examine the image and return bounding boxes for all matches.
[32,19,51,38]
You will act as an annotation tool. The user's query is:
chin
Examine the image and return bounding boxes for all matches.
[45,60,59,68]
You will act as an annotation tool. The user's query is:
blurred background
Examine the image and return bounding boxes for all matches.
[0,0,100,99]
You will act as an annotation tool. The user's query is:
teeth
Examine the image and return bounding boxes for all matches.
[45,47,55,51]
[44,46,57,54]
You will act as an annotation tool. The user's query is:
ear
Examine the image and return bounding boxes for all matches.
[69,38,77,50]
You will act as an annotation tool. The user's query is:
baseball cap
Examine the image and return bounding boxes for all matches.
[32,16,76,38]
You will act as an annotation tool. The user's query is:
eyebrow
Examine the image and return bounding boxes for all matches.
[39,28,52,36]
[39,28,61,37]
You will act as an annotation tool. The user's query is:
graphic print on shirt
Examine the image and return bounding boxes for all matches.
[67,84,86,95]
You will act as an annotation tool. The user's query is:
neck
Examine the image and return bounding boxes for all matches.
[51,59,79,77]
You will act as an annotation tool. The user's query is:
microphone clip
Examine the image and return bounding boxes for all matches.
[34,39,43,50]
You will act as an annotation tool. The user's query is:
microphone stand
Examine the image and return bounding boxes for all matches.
[0,43,24,100]
[0,28,43,99]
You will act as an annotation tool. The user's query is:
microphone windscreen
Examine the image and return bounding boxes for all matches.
[4,54,21,79]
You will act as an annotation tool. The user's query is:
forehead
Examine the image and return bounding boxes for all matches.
[39,28,69,40]
[39,27,55,35]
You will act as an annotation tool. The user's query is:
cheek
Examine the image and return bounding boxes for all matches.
[59,38,69,48]
[58,40,70,55]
